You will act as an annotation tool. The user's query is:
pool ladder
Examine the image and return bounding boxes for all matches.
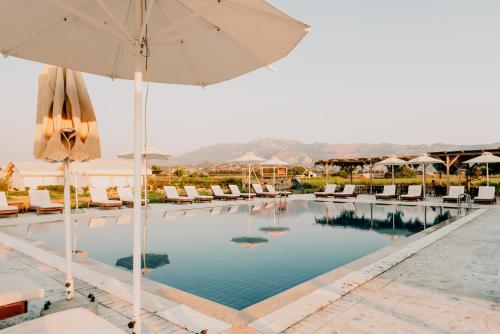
[457,193,472,216]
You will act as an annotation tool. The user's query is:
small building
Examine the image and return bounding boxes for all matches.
[8,161,63,190]
[78,159,151,188]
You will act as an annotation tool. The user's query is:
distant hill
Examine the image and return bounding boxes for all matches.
[164,139,500,167]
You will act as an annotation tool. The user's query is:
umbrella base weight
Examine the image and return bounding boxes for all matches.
[40,296,97,317]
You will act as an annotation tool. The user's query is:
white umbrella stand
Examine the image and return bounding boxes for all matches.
[464,152,500,186]
[408,154,444,198]
[376,156,407,185]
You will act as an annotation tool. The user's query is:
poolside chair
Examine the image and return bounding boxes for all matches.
[375,185,397,200]
[0,274,44,320]
[184,186,214,202]
[0,192,19,217]
[28,190,64,214]
[252,184,278,198]
[474,186,497,204]
[228,184,256,199]
[332,185,357,199]
[210,185,239,200]
[117,186,148,207]
[265,184,291,197]
[163,186,194,204]
[442,186,465,203]
[400,185,423,201]
[89,187,122,210]
[1,307,126,334]
[314,184,337,198]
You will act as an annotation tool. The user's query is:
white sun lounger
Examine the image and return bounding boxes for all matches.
[1,307,126,334]
[443,186,465,202]
[252,184,278,198]
[474,186,496,204]
[89,188,122,210]
[163,186,194,204]
[117,187,147,207]
[210,185,239,200]
[332,184,357,198]
[0,274,44,320]
[184,186,214,202]
[0,192,19,217]
[375,185,397,200]
[314,184,337,198]
[228,185,256,199]
[265,185,291,197]
[400,185,423,201]
[28,190,64,214]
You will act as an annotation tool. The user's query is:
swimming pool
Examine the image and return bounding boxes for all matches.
[9,200,458,310]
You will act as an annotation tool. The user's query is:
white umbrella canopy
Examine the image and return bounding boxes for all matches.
[230,152,265,197]
[376,156,407,185]
[408,154,444,198]
[34,65,100,301]
[464,152,500,186]
[1,2,308,332]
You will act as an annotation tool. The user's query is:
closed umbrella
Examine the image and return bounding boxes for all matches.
[408,154,444,198]
[463,152,500,186]
[261,157,289,186]
[34,65,100,300]
[1,2,308,332]
[376,156,407,185]
[230,152,266,198]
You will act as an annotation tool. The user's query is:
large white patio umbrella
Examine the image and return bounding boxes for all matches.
[464,152,500,186]
[230,152,266,198]
[1,2,308,332]
[261,157,289,186]
[376,156,407,185]
[408,154,444,198]
[34,65,100,300]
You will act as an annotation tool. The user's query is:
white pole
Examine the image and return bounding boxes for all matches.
[422,163,426,199]
[74,162,79,211]
[248,163,251,199]
[486,162,489,186]
[63,160,73,300]
[391,165,394,185]
[132,50,143,334]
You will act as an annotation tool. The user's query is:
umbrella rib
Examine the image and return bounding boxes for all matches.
[139,0,155,42]
[111,0,135,80]
[94,0,134,42]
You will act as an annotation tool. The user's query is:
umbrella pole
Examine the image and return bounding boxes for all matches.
[422,164,426,199]
[132,60,143,334]
[392,165,394,185]
[248,163,251,199]
[486,162,489,186]
[63,160,73,300]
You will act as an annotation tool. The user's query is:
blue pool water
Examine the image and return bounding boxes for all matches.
[11,201,458,310]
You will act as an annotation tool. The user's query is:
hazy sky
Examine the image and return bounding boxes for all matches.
[1,0,499,163]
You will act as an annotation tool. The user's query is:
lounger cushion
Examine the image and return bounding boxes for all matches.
[0,206,19,212]
[1,307,125,334]
[0,274,44,306]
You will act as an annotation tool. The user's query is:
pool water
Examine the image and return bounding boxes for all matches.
[10,201,458,310]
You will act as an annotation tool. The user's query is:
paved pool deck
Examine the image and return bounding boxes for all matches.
[0,195,499,333]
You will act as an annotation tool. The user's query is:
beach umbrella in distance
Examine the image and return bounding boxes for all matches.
[230,152,266,198]
[464,152,500,186]
[1,2,308,331]
[408,154,444,198]
[34,65,100,300]
[376,156,407,185]
[261,157,289,186]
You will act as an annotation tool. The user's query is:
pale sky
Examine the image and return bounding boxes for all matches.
[1,0,499,163]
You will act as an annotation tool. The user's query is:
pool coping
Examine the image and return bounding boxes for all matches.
[0,198,488,333]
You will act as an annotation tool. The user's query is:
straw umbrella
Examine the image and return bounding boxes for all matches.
[376,156,407,185]
[408,154,444,198]
[463,152,500,186]
[34,65,100,300]
[1,3,308,332]
[230,152,266,198]
[260,157,289,186]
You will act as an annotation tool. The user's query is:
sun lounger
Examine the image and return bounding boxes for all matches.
[442,186,465,203]
[265,185,291,197]
[400,185,422,201]
[375,185,397,200]
[163,186,194,204]
[252,184,278,198]
[332,184,357,198]
[88,188,122,210]
[314,184,337,198]
[0,274,44,320]
[28,190,64,214]
[1,307,126,333]
[117,187,148,207]
[0,192,19,217]
[474,186,497,204]
[210,185,239,200]
[228,185,256,199]
[184,186,214,202]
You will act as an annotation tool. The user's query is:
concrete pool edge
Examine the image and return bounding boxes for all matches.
[248,208,487,334]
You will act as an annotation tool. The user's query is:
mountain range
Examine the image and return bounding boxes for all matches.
[165,139,500,167]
